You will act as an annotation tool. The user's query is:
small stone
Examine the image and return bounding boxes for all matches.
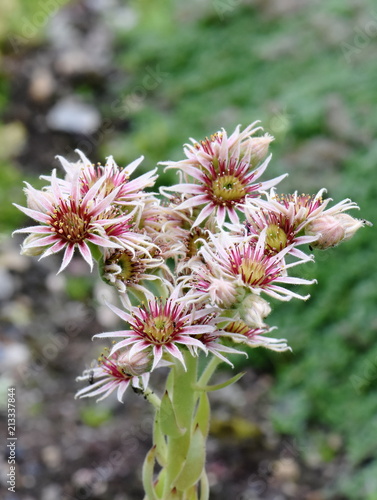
[45,273,66,294]
[72,468,107,495]
[46,97,101,135]
[0,239,30,272]
[1,300,32,328]
[273,457,300,481]
[0,122,27,161]
[305,491,325,500]
[0,342,30,375]
[327,433,342,451]
[41,445,62,469]
[21,474,37,489]
[28,68,55,102]
[41,484,62,500]
[0,268,15,300]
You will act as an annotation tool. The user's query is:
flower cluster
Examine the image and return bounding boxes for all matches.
[14,123,371,402]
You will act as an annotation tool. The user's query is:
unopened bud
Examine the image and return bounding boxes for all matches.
[24,185,53,212]
[241,293,271,328]
[244,133,274,165]
[334,213,372,242]
[21,234,46,256]
[117,348,152,377]
[207,276,238,308]
[305,214,372,249]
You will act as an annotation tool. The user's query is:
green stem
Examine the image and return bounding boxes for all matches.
[144,388,161,410]
[198,355,221,387]
[199,471,209,500]
[163,353,197,495]
[147,352,217,499]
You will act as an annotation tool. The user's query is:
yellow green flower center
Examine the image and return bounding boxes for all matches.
[143,315,176,344]
[239,258,267,286]
[50,207,89,243]
[186,228,207,258]
[265,224,288,252]
[224,320,251,337]
[117,252,137,282]
[211,175,247,205]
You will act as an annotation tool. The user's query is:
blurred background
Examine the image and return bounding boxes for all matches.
[0,0,376,499]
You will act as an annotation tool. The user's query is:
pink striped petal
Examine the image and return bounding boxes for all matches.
[88,234,121,248]
[50,169,65,202]
[151,346,163,371]
[94,330,133,339]
[13,204,50,224]
[23,234,58,248]
[177,194,210,210]
[123,155,144,176]
[81,176,106,212]
[175,335,207,349]
[110,338,138,355]
[96,381,120,401]
[192,203,215,227]
[216,205,226,227]
[105,302,134,323]
[249,154,272,181]
[181,325,215,335]
[39,239,66,258]
[165,343,186,369]
[13,225,52,234]
[57,244,75,274]
[258,173,288,191]
[117,380,131,402]
[78,241,94,270]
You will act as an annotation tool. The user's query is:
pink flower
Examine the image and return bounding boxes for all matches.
[223,320,290,352]
[53,150,158,206]
[236,201,318,261]
[13,169,152,273]
[196,231,316,302]
[192,330,246,367]
[94,287,214,371]
[161,124,286,227]
[102,248,171,308]
[75,351,151,403]
[183,122,274,168]
[249,188,360,229]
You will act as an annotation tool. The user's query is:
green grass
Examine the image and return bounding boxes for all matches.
[105,2,376,497]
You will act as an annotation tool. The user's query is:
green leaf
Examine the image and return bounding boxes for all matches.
[142,445,158,500]
[174,425,205,491]
[159,390,185,437]
[153,412,168,467]
[195,392,210,438]
[196,371,245,392]
[154,468,166,498]
[187,485,199,500]
[199,471,210,500]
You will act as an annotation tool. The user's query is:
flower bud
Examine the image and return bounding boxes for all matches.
[305,214,372,249]
[117,348,153,377]
[305,215,344,249]
[24,185,54,212]
[207,276,238,308]
[240,293,272,328]
[333,213,372,242]
[20,234,46,256]
[244,133,274,165]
